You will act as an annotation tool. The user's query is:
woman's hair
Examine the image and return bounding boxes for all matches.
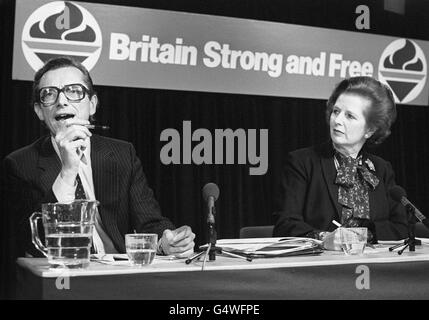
[326,76,396,145]
[31,56,98,121]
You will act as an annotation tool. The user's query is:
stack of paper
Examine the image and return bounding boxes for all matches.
[213,237,324,258]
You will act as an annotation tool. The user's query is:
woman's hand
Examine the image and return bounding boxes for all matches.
[321,229,343,251]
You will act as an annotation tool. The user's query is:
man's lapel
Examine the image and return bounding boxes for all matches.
[91,135,119,209]
[38,136,61,195]
[90,135,122,247]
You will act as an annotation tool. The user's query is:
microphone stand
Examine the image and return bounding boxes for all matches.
[389,205,421,254]
[185,205,252,267]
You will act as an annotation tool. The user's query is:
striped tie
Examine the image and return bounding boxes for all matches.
[74,174,95,253]
[75,174,87,200]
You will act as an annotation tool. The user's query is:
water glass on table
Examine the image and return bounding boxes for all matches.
[339,227,368,255]
[125,233,158,266]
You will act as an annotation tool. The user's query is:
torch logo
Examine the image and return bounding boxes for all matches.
[21,1,102,72]
[378,39,427,104]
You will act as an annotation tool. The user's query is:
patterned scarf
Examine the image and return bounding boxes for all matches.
[334,151,379,225]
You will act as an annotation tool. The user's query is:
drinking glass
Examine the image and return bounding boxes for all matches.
[125,233,158,266]
[339,227,368,255]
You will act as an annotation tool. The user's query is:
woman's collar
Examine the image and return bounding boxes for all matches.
[332,142,366,159]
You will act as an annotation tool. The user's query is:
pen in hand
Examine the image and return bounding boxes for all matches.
[332,220,342,228]
[84,124,110,130]
[75,124,110,154]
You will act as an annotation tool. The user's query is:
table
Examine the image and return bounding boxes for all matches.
[15,241,429,300]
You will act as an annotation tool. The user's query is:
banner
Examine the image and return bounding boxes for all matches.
[13,0,429,105]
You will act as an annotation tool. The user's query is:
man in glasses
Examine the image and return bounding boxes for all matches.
[3,57,195,261]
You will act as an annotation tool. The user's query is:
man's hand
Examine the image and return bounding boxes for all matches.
[159,225,195,257]
[55,120,92,184]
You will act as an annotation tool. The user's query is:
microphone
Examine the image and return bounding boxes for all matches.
[389,186,429,228]
[202,183,220,247]
[202,183,220,225]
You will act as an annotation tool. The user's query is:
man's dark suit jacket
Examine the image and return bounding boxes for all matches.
[273,142,408,240]
[2,134,175,257]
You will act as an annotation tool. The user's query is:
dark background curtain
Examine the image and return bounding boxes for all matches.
[1,0,429,299]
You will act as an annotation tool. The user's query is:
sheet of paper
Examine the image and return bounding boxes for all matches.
[210,237,323,256]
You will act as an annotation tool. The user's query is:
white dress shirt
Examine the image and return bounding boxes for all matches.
[51,136,117,254]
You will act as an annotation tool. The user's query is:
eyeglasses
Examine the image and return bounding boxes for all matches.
[38,83,90,106]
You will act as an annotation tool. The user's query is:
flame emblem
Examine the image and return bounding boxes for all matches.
[29,2,96,42]
[383,40,423,72]
[378,39,427,104]
[21,1,102,72]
